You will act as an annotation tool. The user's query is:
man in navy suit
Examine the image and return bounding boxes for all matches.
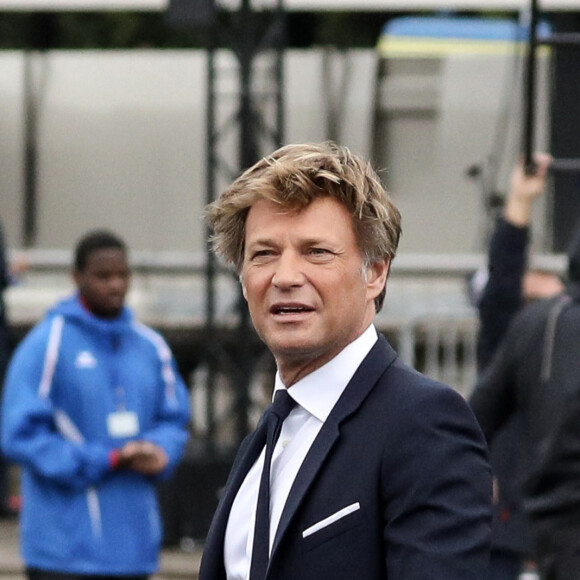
[200,142,491,580]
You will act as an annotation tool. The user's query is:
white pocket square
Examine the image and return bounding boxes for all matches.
[302,502,361,538]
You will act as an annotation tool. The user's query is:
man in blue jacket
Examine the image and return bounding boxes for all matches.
[1,229,190,580]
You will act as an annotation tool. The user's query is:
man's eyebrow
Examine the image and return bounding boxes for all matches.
[246,237,277,246]
[300,237,329,245]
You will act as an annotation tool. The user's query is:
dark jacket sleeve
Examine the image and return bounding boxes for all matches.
[477,217,529,371]
[383,378,492,579]
[470,315,523,442]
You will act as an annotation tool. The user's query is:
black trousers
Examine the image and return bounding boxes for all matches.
[27,569,148,580]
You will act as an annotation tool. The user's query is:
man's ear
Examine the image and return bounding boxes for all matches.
[366,260,389,300]
[240,275,248,300]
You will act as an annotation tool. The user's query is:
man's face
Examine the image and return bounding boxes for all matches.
[242,196,388,384]
[74,247,130,319]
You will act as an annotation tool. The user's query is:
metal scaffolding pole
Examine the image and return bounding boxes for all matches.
[523,0,580,174]
[523,0,538,173]
[203,0,286,451]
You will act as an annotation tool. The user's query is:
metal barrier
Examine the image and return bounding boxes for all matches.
[387,314,479,399]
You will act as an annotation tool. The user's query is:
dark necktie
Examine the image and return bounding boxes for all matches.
[249,388,296,580]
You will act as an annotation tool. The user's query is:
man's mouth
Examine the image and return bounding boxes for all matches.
[271,304,315,315]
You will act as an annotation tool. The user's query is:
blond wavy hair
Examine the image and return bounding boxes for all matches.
[205,142,402,311]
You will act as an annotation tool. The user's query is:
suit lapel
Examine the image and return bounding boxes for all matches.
[200,414,269,579]
[271,334,397,556]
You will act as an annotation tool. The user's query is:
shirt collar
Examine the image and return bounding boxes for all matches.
[273,324,378,422]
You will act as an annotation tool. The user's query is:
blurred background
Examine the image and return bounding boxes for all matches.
[0,0,578,551]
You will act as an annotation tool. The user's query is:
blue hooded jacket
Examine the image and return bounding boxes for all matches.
[1,295,190,575]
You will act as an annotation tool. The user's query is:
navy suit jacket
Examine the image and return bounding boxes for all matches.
[200,334,491,579]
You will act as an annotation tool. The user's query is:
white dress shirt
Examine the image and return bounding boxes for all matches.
[223,324,378,580]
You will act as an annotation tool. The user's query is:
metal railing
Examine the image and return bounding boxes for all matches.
[386,314,479,398]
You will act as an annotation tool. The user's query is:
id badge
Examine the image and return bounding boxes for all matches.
[107,411,139,438]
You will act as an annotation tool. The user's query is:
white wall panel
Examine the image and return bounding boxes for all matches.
[0,46,550,258]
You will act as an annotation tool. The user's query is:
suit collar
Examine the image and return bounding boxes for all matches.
[276,324,379,422]
[200,416,270,580]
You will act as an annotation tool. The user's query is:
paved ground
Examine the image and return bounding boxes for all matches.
[0,519,202,580]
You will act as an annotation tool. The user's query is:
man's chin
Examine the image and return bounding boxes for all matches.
[97,306,123,319]
[269,340,328,367]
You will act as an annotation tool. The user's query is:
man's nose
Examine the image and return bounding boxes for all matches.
[109,276,128,293]
[272,252,305,288]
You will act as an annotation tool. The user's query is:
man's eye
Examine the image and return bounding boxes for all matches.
[308,248,334,259]
[251,249,274,260]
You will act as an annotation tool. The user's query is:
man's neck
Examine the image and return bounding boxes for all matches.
[79,295,121,320]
